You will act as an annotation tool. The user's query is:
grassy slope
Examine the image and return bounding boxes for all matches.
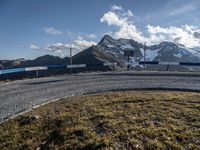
[0,91,200,150]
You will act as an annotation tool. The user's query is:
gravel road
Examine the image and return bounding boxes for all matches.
[1,71,200,122]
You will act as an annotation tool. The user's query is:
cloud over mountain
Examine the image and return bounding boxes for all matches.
[27,4,200,58]
[28,38,96,56]
[101,5,200,48]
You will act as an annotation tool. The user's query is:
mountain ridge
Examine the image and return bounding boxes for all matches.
[1,35,200,71]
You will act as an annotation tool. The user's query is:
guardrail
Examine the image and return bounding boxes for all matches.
[1,61,200,76]
[138,61,200,66]
[0,62,115,76]
[135,61,200,71]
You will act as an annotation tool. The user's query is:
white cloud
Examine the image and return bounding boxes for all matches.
[44,27,62,35]
[66,30,74,38]
[100,5,200,48]
[100,11,124,27]
[127,10,134,17]
[29,44,41,50]
[28,38,96,56]
[100,7,145,42]
[111,5,122,10]
[86,34,97,39]
[44,43,69,52]
[76,36,84,40]
[73,39,96,49]
[44,39,96,55]
[169,2,196,16]
[146,25,200,48]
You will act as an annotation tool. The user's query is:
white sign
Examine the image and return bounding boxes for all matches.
[67,64,86,68]
[159,62,179,65]
[25,66,48,71]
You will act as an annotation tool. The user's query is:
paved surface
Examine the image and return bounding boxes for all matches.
[1,71,200,122]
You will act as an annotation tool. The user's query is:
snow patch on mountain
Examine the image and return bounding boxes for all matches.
[119,51,124,55]
[146,48,160,61]
[120,44,133,49]
[130,57,144,68]
[173,53,183,58]
[105,51,119,57]
[187,48,200,58]
[97,35,200,68]
[104,39,115,48]
[139,48,161,61]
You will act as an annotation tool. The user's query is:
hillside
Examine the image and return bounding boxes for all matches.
[72,45,125,71]
[21,55,68,67]
[0,55,69,69]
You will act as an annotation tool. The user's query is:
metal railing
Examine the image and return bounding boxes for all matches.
[1,61,200,78]
[0,62,115,76]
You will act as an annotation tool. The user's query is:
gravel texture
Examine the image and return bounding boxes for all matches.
[1,71,200,122]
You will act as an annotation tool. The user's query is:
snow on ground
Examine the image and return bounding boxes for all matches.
[105,51,119,57]
[120,44,133,49]
[189,49,200,58]
[173,53,183,58]
[145,48,161,61]
[130,57,144,68]
[104,39,115,48]
[119,51,124,55]
[178,45,200,58]
[140,48,160,61]
[173,48,189,58]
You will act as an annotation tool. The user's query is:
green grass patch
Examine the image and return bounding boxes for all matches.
[0,91,200,149]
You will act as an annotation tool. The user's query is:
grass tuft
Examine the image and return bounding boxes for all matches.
[0,91,200,150]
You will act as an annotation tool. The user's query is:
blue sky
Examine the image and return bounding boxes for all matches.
[0,0,200,59]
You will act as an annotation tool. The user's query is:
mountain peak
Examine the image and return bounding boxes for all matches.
[102,34,113,40]
[98,34,117,47]
[159,41,179,49]
[159,41,177,46]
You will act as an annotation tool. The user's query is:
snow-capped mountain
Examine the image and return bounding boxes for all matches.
[1,35,200,72]
[95,35,200,70]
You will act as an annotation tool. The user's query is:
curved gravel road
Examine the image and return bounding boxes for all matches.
[1,71,200,122]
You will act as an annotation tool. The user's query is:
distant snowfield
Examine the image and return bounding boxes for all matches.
[140,48,161,61]
[99,35,200,65]
[120,43,133,49]
[147,48,160,61]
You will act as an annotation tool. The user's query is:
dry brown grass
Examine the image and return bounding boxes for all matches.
[0,91,200,150]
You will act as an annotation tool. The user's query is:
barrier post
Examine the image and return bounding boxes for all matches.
[124,50,134,71]
[166,64,170,71]
[127,56,130,71]
[70,48,73,74]
[144,43,146,70]
[36,70,39,78]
